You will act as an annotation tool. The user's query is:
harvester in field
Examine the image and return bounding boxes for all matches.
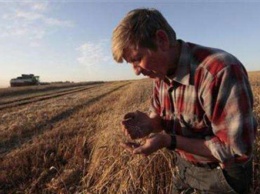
[10,74,40,87]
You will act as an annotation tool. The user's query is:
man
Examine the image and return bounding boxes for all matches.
[112,8,257,194]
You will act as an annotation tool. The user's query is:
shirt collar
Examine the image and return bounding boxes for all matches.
[167,39,191,86]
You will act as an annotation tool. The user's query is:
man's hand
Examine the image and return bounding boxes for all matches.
[121,110,154,139]
[121,132,171,156]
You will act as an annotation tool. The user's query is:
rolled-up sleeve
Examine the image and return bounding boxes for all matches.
[198,64,257,163]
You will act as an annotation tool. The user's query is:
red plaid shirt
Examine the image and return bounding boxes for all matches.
[151,40,257,165]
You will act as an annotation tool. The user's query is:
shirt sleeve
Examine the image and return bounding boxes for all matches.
[197,64,257,163]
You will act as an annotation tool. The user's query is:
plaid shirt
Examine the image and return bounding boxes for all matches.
[151,40,257,165]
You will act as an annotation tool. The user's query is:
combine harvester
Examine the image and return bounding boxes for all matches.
[10,74,40,87]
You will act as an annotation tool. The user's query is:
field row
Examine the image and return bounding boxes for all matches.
[0,81,128,157]
[0,84,101,111]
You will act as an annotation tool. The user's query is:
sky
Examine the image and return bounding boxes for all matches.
[0,0,260,88]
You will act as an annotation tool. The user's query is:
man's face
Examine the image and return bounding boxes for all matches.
[124,46,167,81]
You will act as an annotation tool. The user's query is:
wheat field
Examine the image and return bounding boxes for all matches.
[0,72,259,194]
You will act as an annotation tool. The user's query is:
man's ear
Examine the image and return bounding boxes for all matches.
[155,30,170,51]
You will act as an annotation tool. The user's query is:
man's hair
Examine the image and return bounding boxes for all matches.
[112,8,176,63]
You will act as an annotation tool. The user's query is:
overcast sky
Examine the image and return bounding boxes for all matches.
[0,0,260,87]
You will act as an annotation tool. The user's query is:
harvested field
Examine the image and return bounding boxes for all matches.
[0,73,259,193]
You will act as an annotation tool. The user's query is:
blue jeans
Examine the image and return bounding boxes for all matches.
[172,153,252,194]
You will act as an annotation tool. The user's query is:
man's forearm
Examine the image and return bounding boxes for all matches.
[175,135,218,161]
[149,113,218,162]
